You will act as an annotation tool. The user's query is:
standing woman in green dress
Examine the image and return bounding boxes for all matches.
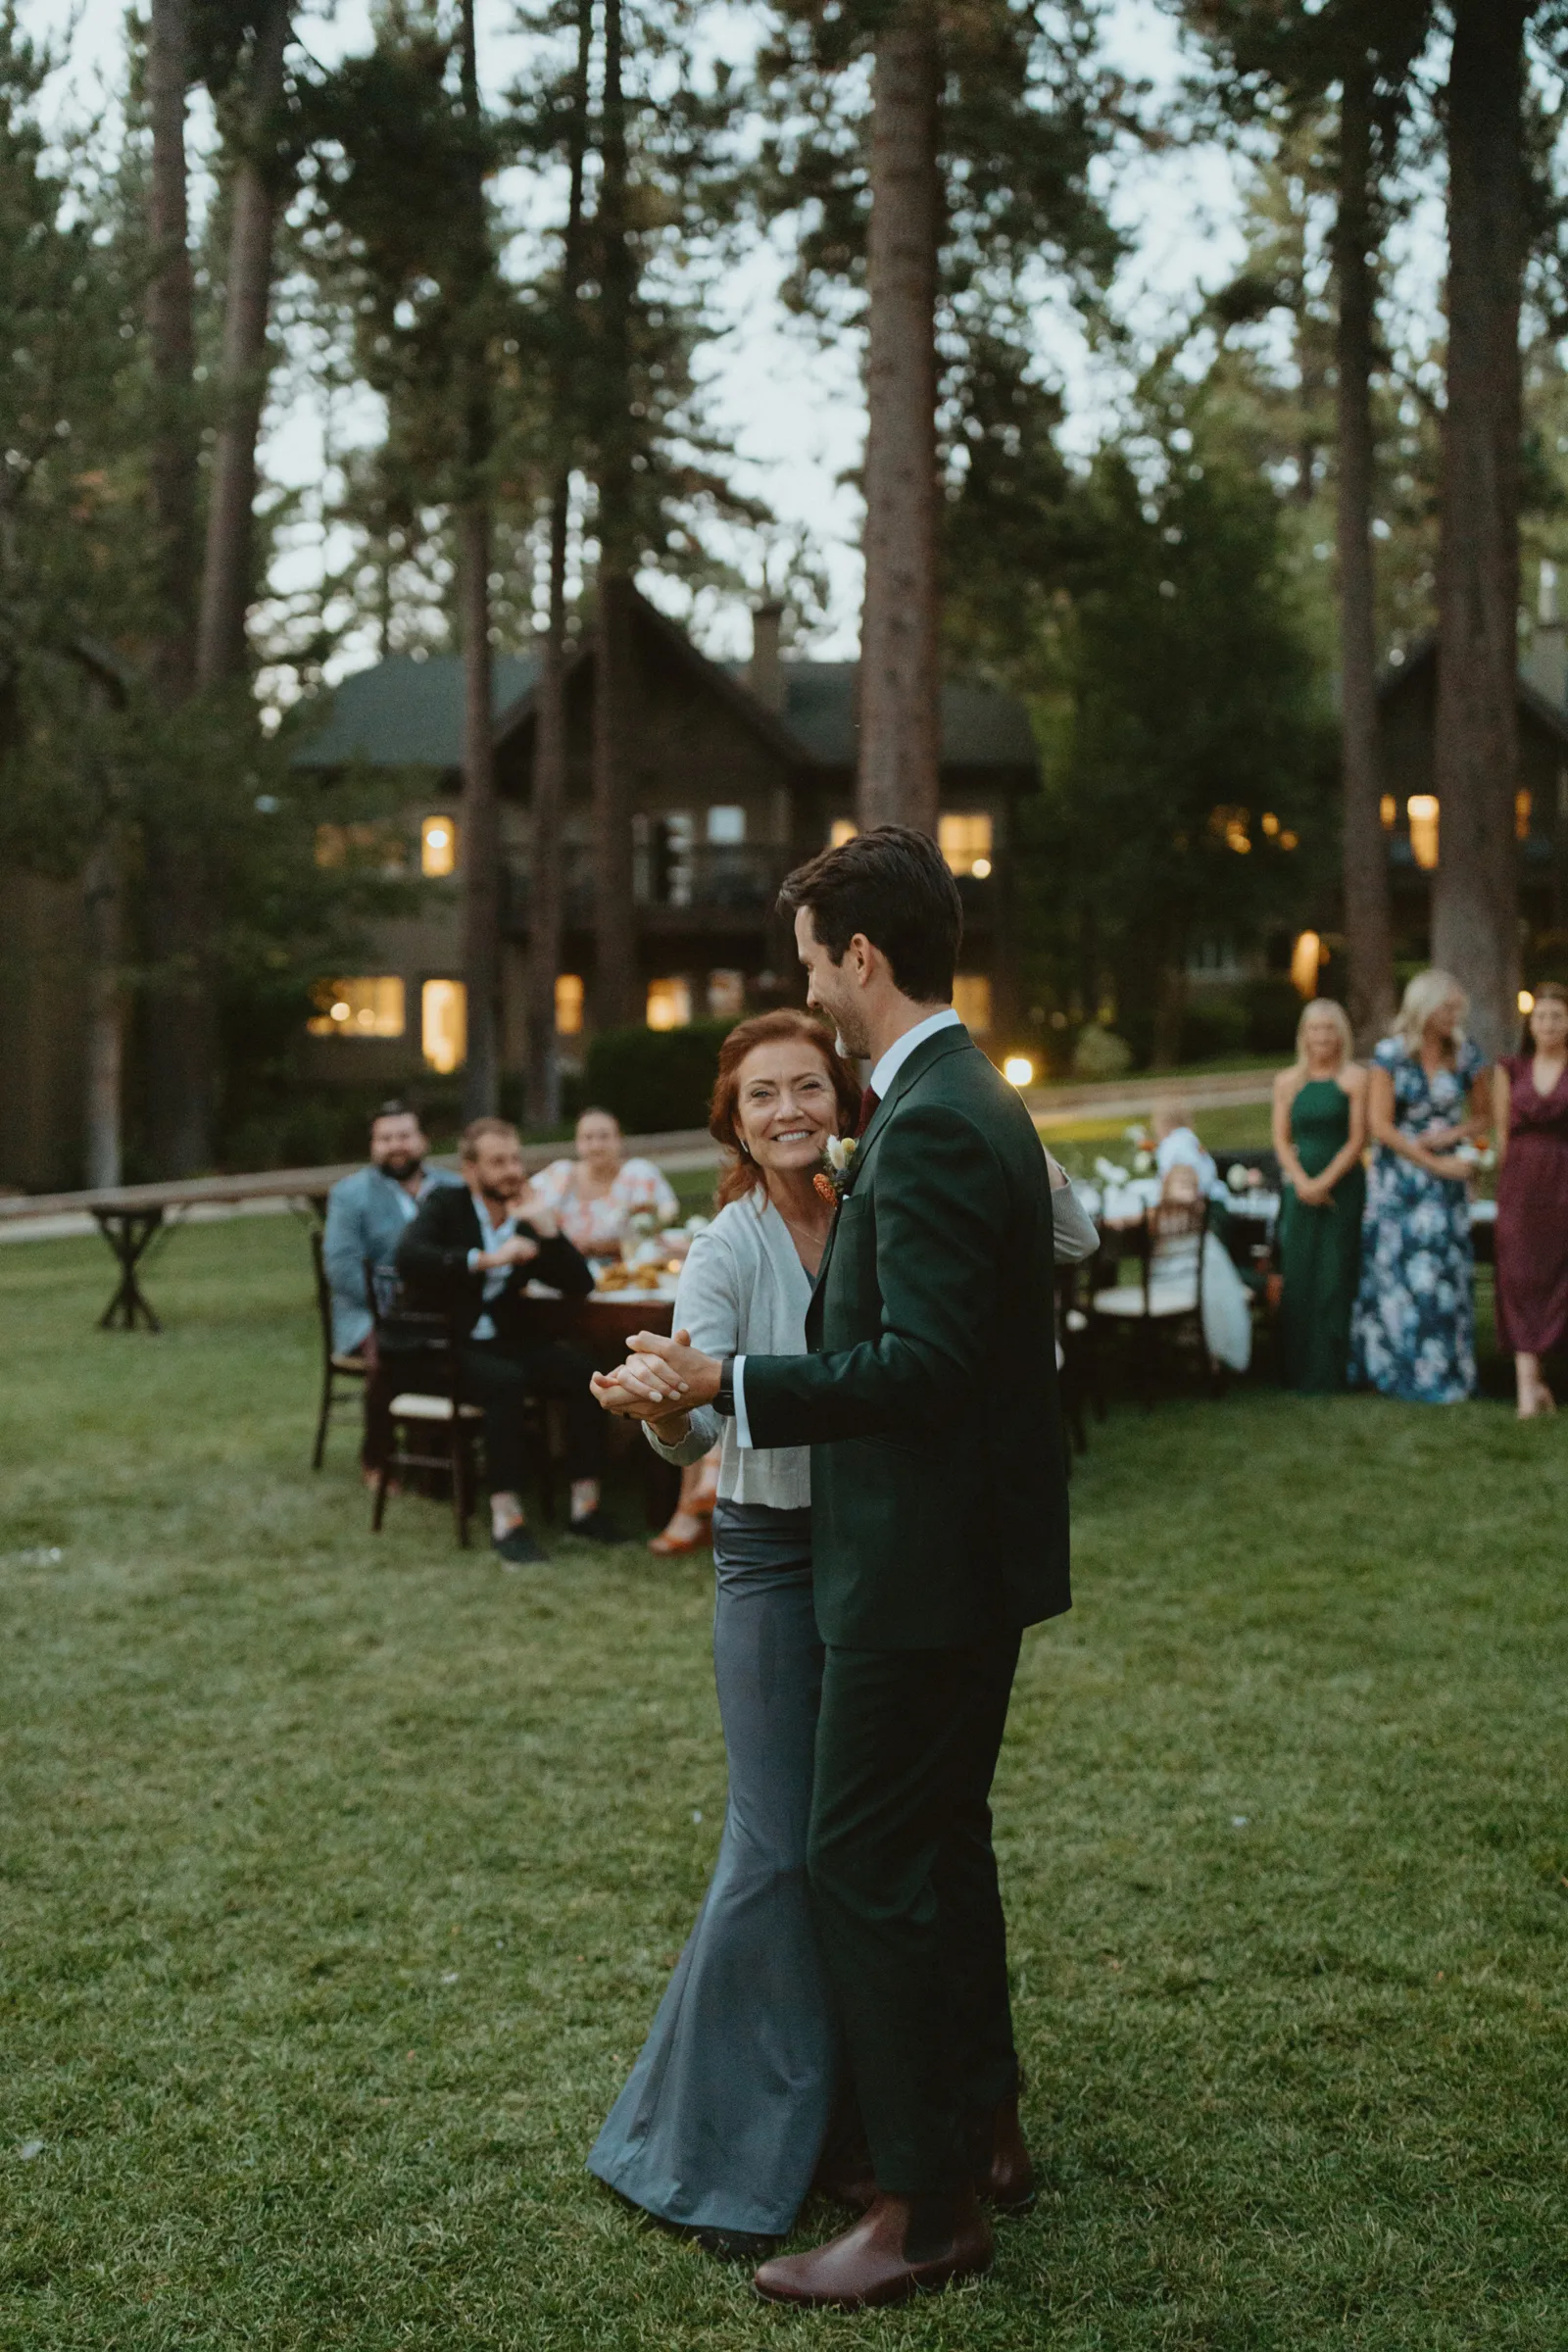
[1272,998,1369,1391]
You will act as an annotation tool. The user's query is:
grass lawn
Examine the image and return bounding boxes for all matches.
[3,1216,1567,2349]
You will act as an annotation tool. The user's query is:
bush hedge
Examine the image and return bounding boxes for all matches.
[569,1019,739,1135]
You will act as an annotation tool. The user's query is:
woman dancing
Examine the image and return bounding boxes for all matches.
[586,1007,1098,2257]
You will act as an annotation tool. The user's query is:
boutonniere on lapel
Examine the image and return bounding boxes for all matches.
[813,1133,858,1207]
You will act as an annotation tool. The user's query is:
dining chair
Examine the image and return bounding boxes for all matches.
[310,1227,368,1469]
[1089,1199,1211,1407]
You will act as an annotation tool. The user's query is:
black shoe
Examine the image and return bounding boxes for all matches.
[566,1509,625,1544]
[493,1523,548,1567]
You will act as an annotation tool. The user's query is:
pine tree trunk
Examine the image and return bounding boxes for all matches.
[857,0,941,837]
[457,0,499,1120]
[143,0,213,1175]
[82,826,123,1190]
[1334,52,1396,1051]
[524,0,591,1126]
[591,567,639,1026]
[460,499,501,1118]
[196,0,289,688]
[526,486,570,1127]
[1431,0,1525,1059]
[588,0,640,1028]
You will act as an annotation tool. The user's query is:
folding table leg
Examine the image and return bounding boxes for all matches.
[95,1210,166,1332]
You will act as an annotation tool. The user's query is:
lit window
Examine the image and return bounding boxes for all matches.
[1406,794,1440,870]
[1379,794,1397,831]
[646,977,692,1031]
[939,811,994,877]
[1290,932,1323,999]
[707,968,745,1019]
[308,977,406,1038]
[315,822,405,872]
[830,818,858,848]
[953,973,993,1034]
[421,814,458,876]
[1515,788,1532,842]
[707,806,746,846]
[555,973,584,1037]
[421,978,466,1072]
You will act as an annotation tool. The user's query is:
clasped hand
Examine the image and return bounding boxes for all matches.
[474,1233,540,1272]
[589,1328,723,1424]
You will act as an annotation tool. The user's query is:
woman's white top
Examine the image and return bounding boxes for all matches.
[645,1173,1101,1507]
[644,1190,814,1507]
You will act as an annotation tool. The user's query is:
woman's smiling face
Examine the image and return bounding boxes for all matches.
[733,1041,839,1178]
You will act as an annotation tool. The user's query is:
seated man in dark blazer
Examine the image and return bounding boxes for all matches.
[395,1116,615,1563]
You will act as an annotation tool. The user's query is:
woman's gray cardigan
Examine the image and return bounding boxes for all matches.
[645,1176,1099,1508]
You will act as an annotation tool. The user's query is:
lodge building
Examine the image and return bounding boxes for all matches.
[288,593,1041,1090]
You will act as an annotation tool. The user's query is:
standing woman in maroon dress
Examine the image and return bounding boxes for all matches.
[1493,982,1568,1418]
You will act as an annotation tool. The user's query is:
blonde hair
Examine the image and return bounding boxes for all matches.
[1295,997,1353,1069]
[1393,969,1467,1054]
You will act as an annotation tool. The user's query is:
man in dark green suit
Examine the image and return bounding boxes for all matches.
[618,826,1073,2308]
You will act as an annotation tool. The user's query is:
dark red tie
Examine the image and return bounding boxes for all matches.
[856,1086,880,1138]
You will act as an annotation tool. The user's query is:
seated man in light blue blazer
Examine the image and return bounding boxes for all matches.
[322,1101,463,1473]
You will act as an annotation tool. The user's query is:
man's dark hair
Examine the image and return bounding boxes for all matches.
[778,824,961,1003]
[370,1099,420,1132]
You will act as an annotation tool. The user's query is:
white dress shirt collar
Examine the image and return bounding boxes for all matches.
[869,1005,964,1100]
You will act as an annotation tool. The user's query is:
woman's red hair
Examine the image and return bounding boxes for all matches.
[709,1010,860,1209]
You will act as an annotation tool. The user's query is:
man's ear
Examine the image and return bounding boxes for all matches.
[848,932,877,987]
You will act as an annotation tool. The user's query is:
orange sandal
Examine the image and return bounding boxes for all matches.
[649,1512,711,1556]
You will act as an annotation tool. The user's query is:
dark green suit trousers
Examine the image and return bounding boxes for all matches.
[809,1631,1022,2194]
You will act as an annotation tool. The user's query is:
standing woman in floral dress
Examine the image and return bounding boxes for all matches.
[1350,971,1490,1403]
[1492,982,1568,1418]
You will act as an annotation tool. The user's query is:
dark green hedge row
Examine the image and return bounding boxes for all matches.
[567,1019,740,1136]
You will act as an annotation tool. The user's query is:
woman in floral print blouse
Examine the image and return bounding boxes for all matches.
[1349,971,1491,1403]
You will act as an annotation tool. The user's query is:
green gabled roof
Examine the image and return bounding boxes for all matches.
[291,642,1036,777]
[735,663,1037,771]
[291,654,539,770]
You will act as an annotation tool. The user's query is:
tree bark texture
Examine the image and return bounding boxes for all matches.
[525,490,570,1126]
[459,501,501,1119]
[81,826,124,1190]
[457,0,501,1120]
[143,0,213,1174]
[524,0,591,1125]
[1432,0,1526,1059]
[588,0,640,1027]
[196,0,290,688]
[147,0,197,702]
[591,570,640,1026]
[857,0,941,838]
[1334,53,1396,1051]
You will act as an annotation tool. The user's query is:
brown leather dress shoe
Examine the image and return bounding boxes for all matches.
[973,2093,1037,2215]
[753,2188,994,2309]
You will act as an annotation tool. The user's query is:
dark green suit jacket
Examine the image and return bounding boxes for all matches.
[741,1025,1070,1649]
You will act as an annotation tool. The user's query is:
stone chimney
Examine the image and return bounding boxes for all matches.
[1524,559,1568,707]
[749,602,785,714]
